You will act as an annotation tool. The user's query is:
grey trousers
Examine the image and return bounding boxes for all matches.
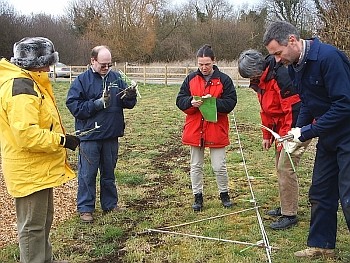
[190,146,229,195]
[276,140,311,216]
[15,188,54,263]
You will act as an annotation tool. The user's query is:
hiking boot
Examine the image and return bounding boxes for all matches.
[192,193,203,212]
[270,215,297,230]
[267,207,282,217]
[294,247,335,258]
[220,192,233,208]
[80,212,93,223]
[103,206,126,215]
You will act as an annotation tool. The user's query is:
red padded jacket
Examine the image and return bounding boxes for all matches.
[176,66,237,148]
[251,63,300,151]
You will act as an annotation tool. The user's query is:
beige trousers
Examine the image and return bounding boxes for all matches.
[276,140,311,216]
[190,146,229,195]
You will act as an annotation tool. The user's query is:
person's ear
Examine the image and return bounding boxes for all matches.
[288,35,297,45]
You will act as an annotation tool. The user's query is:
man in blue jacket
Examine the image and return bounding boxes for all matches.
[66,45,137,223]
[263,21,350,259]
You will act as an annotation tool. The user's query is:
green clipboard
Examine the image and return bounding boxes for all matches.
[194,96,217,123]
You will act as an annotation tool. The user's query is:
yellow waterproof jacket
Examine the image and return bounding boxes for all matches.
[0,58,75,197]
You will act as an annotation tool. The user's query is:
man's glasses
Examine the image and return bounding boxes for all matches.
[96,61,113,68]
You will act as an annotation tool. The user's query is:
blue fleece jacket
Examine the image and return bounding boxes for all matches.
[66,68,137,141]
[289,38,350,148]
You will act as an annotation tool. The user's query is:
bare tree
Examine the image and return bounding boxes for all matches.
[238,8,268,55]
[5,0,319,64]
[67,0,164,62]
[66,0,104,49]
[152,8,194,61]
[105,0,162,62]
[0,1,28,59]
[152,0,271,62]
[264,0,317,37]
[314,0,350,55]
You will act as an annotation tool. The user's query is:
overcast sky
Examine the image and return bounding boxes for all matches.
[8,0,260,16]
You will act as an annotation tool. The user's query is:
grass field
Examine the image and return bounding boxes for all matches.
[0,82,349,263]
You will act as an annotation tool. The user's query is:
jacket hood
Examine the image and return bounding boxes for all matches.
[0,58,24,87]
[0,58,50,89]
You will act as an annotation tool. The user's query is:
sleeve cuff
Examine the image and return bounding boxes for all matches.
[60,135,66,146]
[300,124,317,141]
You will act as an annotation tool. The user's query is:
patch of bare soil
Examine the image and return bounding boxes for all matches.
[90,139,189,263]
[0,167,78,249]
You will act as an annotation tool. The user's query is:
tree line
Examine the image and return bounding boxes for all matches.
[0,0,349,65]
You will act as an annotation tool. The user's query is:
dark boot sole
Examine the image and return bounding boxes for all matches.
[192,206,203,212]
[270,219,298,230]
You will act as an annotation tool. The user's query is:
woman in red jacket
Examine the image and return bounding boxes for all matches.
[238,49,310,230]
[176,44,237,211]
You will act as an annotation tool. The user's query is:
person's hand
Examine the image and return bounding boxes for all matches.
[124,85,137,99]
[284,141,301,154]
[64,134,80,151]
[262,139,271,150]
[94,88,111,110]
[288,127,302,143]
[191,97,203,108]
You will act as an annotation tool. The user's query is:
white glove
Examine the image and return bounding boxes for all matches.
[284,141,301,154]
[287,127,302,143]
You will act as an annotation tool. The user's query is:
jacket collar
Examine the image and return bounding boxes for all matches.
[196,64,221,79]
[305,37,319,61]
[0,58,50,88]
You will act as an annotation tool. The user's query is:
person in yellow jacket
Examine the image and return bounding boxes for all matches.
[0,37,80,263]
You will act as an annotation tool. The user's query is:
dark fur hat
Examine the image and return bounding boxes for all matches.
[10,37,59,69]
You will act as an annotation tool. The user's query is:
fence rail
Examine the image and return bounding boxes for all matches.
[51,63,249,87]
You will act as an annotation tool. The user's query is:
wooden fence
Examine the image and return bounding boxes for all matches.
[51,63,249,87]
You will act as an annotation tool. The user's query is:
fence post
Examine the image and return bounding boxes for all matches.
[143,66,146,85]
[69,65,73,84]
[165,65,168,86]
